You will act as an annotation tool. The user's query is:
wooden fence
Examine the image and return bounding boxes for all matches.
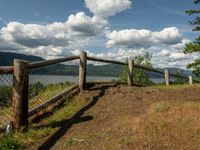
[0,51,197,130]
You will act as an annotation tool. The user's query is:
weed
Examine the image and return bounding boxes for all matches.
[121,137,130,145]
[0,134,22,150]
[65,138,77,146]
[154,103,170,112]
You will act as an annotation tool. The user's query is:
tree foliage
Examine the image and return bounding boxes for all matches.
[184,0,200,76]
[120,53,154,85]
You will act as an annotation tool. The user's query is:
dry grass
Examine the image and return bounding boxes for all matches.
[2,83,200,149]
[133,101,200,149]
[0,94,84,149]
[0,83,70,130]
[29,83,70,110]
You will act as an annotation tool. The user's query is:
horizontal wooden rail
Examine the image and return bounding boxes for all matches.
[29,56,79,69]
[28,84,79,117]
[87,56,127,66]
[0,66,13,74]
[134,64,164,74]
[169,73,188,79]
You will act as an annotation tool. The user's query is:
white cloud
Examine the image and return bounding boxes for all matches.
[106,29,152,48]
[151,48,198,69]
[0,0,196,69]
[0,0,132,57]
[0,12,108,57]
[85,0,132,18]
[106,27,183,48]
[66,12,108,37]
[152,27,182,44]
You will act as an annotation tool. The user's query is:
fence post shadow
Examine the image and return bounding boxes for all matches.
[38,83,117,150]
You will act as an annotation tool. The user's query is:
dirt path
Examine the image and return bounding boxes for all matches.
[37,83,200,150]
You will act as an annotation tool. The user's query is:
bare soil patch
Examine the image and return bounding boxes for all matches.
[35,83,200,150]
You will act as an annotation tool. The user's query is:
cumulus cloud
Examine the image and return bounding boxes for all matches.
[66,12,108,36]
[0,0,195,69]
[85,0,132,18]
[152,27,182,44]
[151,48,198,68]
[0,0,132,57]
[0,12,108,57]
[106,27,183,48]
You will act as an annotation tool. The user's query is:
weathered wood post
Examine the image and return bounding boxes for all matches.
[79,51,87,91]
[127,59,133,86]
[12,59,29,130]
[164,68,169,86]
[189,75,193,85]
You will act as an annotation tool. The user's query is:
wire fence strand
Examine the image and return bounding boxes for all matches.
[28,63,78,113]
[0,74,13,130]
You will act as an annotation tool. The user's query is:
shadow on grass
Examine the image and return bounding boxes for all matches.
[38,83,118,150]
[30,90,79,124]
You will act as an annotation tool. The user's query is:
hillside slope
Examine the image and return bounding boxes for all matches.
[9,83,200,150]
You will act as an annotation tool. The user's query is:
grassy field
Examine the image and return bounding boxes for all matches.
[0,82,71,131]
[0,83,200,149]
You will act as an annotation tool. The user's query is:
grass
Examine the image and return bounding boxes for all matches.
[149,84,195,89]
[0,134,22,150]
[133,101,200,149]
[0,93,83,149]
[0,82,71,130]
[154,102,170,112]
[29,82,71,110]
[1,84,200,149]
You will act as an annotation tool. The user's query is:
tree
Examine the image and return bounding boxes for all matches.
[120,52,154,85]
[184,0,200,76]
[173,71,186,84]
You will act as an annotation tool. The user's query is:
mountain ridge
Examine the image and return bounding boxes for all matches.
[0,52,193,77]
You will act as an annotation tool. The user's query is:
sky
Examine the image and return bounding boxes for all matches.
[0,0,199,68]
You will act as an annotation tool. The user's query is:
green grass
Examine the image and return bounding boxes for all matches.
[154,102,170,112]
[0,82,71,130]
[0,134,22,150]
[0,93,83,149]
[29,82,71,109]
[148,84,195,90]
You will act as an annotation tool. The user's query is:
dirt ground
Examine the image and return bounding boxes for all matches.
[36,83,200,150]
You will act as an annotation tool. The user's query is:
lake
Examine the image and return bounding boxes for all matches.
[0,75,165,86]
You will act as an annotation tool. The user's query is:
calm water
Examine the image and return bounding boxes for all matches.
[0,74,164,86]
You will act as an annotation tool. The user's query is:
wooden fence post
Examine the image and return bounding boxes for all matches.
[12,59,29,130]
[164,69,169,86]
[128,59,133,86]
[79,51,87,91]
[189,75,193,85]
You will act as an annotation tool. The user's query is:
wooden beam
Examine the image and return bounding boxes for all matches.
[189,75,193,85]
[12,59,29,129]
[87,56,127,66]
[79,51,87,90]
[128,59,133,86]
[164,69,169,86]
[0,66,13,74]
[29,56,79,69]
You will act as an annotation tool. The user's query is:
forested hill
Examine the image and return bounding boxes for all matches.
[0,52,44,66]
[0,52,193,77]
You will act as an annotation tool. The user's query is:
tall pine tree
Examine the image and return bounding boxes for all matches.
[184,0,200,76]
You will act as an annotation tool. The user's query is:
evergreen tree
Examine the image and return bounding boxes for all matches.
[184,0,200,76]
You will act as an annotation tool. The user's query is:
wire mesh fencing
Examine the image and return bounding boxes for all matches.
[0,73,13,131]
[28,62,79,113]
[86,61,121,83]
[169,75,189,85]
